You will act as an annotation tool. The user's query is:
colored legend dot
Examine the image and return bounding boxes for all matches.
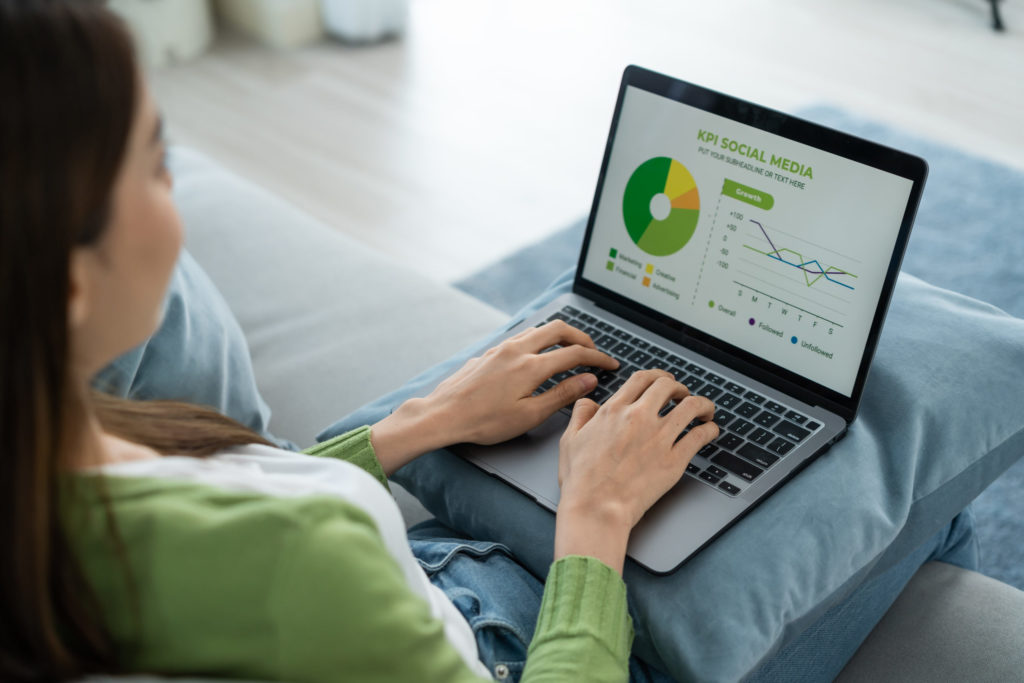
[646,263,654,274]
[642,276,651,287]
[606,260,615,271]
[609,248,618,258]
[748,318,756,326]
[791,336,798,344]
[708,300,715,308]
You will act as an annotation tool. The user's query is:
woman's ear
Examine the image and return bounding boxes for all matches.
[67,248,92,331]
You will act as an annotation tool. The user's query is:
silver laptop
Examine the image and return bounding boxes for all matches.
[431,66,927,574]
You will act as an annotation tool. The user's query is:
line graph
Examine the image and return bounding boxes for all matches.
[744,220,858,290]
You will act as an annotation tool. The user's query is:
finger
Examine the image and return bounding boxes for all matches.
[635,374,690,413]
[604,368,673,406]
[516,320,597,353]
[674,419,720,457]
[538,344,619,376]
[669,394,716,423]
[535,373,599,416]
[565,395,600,435]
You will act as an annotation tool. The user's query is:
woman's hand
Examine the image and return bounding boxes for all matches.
[371,320,619,475]
[553,370,719,574]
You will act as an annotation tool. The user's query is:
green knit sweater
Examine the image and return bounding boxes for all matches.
[62,428,634,681]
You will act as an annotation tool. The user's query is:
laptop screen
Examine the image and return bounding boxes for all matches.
[579,80,918,399]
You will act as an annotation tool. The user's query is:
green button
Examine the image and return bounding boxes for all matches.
[721,179,774,210]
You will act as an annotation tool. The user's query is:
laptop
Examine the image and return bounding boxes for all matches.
[429,65,927,574]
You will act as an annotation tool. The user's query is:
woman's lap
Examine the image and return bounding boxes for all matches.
[408,519,675,683]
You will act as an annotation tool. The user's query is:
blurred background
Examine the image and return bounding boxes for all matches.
[110,0,1023,283]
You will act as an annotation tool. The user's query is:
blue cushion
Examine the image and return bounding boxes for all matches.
[319,270,1024,680]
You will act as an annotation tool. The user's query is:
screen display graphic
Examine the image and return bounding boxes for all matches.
[582,86,914,397]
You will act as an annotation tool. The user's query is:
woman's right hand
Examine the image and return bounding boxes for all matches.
[553,370,719,574]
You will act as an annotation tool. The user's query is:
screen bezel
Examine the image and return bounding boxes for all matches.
[573,65,928,422]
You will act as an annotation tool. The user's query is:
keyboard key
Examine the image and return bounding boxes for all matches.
[608,378,625,392]
[633,338,650,350]
[596,320,614,332]
[578,312,597,324]
[687,463,700,474]
[717,433,744,451]
[686,363,706,376]
[713,410,735,428]
[749,428,774,445]
[785,410,807,424]
[764,400,787,414]
[669,367,687,382]
[718,393,742,410]
[628,349,652,366]
[773,420,811,442]
[612,328,631,340]
[719,481,741,495]
[736,402,760,418]
[807,420,821,431]
[738,443,779,469]
[649,346,668,358]
[729,418,755,436]
[594,334,618,350]
[743,391,766,405]
[684,376,705,391]
[754,412,781,428]
[667,354,685,365]
[587,386,611,403]
[697,443,718,459]
[699,471,721,485]
[724,381,745,395]
[609,342,631,358]
[768,437,795,456]
[712,452,764,482]
[697,385,723,400]
[562,305,581,315]
[548,312,572,323]
[708,465,727,478]
[704,372,726,386]
[648,358,670,371]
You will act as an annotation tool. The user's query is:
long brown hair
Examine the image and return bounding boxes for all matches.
[1,2,271,679]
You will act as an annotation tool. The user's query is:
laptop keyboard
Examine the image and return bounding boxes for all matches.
[535,305,823,497]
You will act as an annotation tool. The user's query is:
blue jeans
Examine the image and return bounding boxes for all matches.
[102,253,1017,681]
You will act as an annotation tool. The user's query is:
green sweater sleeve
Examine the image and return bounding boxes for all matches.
[302,425,390,492]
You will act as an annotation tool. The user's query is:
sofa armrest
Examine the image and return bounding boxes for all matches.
[837,561,1024,682]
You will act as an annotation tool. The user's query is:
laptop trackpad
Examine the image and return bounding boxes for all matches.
[455,412,570,510]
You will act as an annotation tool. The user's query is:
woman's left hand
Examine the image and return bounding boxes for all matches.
[370,320,619,475]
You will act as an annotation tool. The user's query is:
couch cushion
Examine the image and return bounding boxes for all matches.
[837,561,1024,682]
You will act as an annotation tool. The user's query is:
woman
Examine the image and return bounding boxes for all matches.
[0,2,719,680]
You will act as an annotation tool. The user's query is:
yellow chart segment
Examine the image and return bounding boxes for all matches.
[665,159,697,198]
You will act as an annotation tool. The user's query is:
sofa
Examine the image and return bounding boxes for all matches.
[91,146,1023,682]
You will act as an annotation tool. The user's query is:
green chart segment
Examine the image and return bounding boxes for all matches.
[622,156,700,256]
